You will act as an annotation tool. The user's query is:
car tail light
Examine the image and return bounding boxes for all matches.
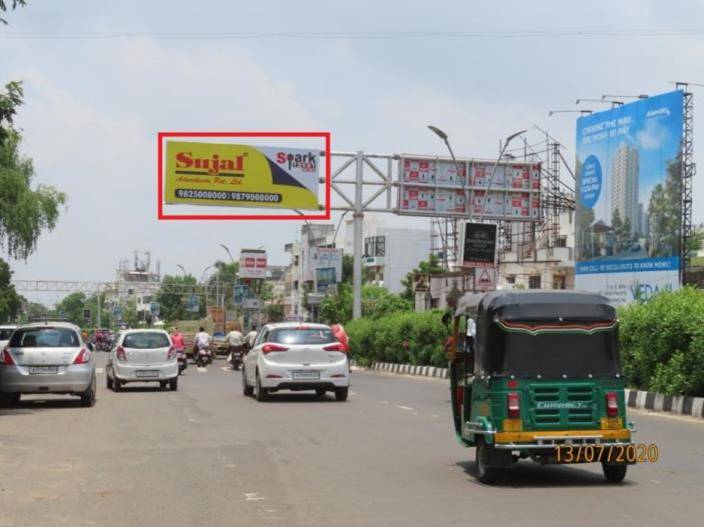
[323,342,346,352]
[1,347,15,366]
[606,391,618,417]
[116,346,127,361]
[261,343,288,354]
[73,348,91,365]
[167,346,177,360]
[507,392,520,418]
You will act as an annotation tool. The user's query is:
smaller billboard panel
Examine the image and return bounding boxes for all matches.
[461,222,497,268]
[304,247,343,282]
[239,250,268,279]
[233,285,249,305]
[187,294,200,312]
[316,267,337,293]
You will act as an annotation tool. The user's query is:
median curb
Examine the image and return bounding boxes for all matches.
[369,362,448,379]
[624,389,704,419]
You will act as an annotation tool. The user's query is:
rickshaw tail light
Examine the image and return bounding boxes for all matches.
[507,392,520,418]
[606,391,618,417]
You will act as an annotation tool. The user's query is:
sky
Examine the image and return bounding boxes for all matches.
[2,0,704,305]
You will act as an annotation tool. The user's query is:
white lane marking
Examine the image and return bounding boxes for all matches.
[397,405,414,411]
[221,367,231,372]
[244,492,265,501]
[197,367,207,373]
[381,400,390,404]
[95,368,104,374]
[432,414,440,418]
[350,391,357,396]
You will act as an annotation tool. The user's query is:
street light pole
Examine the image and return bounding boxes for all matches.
[176,264,187,277]
[479,130,527,219]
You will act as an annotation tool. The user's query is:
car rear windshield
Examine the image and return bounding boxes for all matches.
[0,329,14,340]
[123,332,171,349]
[269,328,337,345]
[10,328,80,348]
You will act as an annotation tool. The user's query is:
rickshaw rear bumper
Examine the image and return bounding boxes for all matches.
[492,428,632,448]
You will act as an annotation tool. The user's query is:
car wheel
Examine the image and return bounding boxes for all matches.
[255,371,268,402]
[160,381,168,390]
[315,388,327,397]
[1,393,20,407]
[170,377,178,391]
[475,440,499,484]
[106,373,113,390]
[81,377,97,407]
[242,366,254,396]
[334,387,348,402]
[114,377,123,392]
[602,462,627,483]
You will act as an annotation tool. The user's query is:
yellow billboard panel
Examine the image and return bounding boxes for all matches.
[164,141,319,210]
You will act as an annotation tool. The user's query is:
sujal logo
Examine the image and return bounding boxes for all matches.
[175,152,246,177]
[275,151,317,172]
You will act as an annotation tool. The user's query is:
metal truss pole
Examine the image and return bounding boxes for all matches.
[353,152,364,319]
[680,88,695,282]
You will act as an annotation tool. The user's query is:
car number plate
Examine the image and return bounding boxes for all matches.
[292,370,320,380]
[135,370,159,379]
[28,366,59,375]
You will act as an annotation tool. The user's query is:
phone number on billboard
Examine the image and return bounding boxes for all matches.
[175,189,282,203]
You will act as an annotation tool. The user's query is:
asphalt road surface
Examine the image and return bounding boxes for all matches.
[1,354,703,527]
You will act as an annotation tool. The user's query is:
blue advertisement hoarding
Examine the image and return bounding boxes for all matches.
[575,90,684,304]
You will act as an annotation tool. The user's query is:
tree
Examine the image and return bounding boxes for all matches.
[19,298,51,322]
[0,0,26,25]
[55,292,87,326]
[0,258,21,322]
[341,254,353,284]
[207,260,239,306]
[400,254,443,301]
[1,82,67,260]
[156,274,202,322]
[319,283,411,325]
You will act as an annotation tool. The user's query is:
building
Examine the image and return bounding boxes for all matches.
[103,251,162,323]
[611,143,639,235]
[362,226,431,294]
[283,224,340,320]
[497,211,575,290]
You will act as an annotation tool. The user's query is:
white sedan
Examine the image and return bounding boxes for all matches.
[242,322,349,402]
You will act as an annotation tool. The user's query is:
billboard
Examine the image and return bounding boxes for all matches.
[398,156,541,221]
[303,247,343,283]
[164,141,320,210]
[575,90,684,304]
[460,222,497,268]
[239,250,268,279]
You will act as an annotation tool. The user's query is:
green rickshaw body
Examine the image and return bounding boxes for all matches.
[448,290,634,482]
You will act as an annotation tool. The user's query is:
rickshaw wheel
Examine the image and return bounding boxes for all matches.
[475,440,499,484]
[602,462,627,483]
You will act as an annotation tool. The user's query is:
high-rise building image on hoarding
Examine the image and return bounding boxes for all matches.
[610,143,639,235]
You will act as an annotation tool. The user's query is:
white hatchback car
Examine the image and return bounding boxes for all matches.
[106,329,179,391]
[242,322,349,402]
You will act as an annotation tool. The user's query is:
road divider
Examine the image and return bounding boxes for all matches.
[367,362,448,379]
[625,388,704,419]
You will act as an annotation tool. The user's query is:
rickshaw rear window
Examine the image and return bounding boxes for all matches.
[492,322,619,378]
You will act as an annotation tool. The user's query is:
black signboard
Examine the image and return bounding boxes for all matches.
[462,222,497,267]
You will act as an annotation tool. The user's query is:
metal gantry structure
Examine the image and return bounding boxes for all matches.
[677,83,696,280]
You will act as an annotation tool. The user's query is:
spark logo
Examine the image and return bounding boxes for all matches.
[175,152,246,177]
[275,151,317,172]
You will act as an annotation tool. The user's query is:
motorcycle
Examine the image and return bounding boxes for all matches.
[175,348,188,374]
[227,344,246,371]
[196,346,213,367]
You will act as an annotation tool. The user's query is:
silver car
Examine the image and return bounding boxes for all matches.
[106,329,179,391]
[0,321,96,406]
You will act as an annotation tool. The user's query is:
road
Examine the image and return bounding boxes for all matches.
[1,354,703,527]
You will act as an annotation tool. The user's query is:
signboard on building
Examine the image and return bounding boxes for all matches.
[304,247,343,283]
[150,302,161,316]
[398,156,541,221]
[164,141,320,210]
[475,268,497,291]
[186,294,200,312]
[239,250,268,279]
[460,222,497,268]
[242,298,263,310]
[575,90,684,304]
[233,285,249,305]
[316,267,337,293]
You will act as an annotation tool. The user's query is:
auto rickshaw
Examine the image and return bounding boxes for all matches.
[445,290,635,484]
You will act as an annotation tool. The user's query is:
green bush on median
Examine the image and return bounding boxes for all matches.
[346,310,450,368]
[618,286,704,396]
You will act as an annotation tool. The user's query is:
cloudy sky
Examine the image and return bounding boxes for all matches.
[2,0,704,304]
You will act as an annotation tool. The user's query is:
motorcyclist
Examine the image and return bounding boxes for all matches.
[170,327,187,373]
[246,326,258,349]
[330,324,349,352]
[193,327,212,365]
[225,327,245,370]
